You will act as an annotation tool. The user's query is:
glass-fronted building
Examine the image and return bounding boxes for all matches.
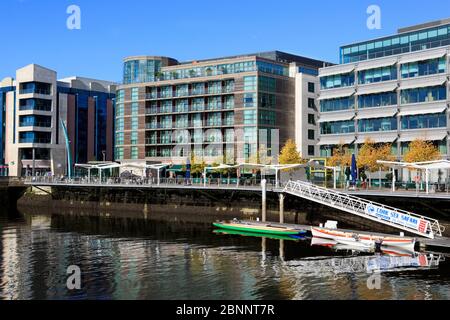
[1,65,116,177]
[318,18,450,160]
[115,51,330,164]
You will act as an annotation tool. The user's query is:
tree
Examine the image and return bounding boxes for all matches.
[357,138,395,173]
[279,140,302,164]
[190,155,206,177]
[327,144,352,168]
[249,144,273,165]
[403,139,441,163]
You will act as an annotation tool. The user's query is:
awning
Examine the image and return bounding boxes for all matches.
[356,133,398,144]
[356,108,398,119]
[398,104,447,116]
[357,82,398,95]
[318,111,355,123]
[319,64,355,77]
[357,58,398,71]
[399,49,447,64]
[398,131,448,142]
[167,165,184,172]
[318,88,355,100]
[318,135,355,145]
[400,76,447,90]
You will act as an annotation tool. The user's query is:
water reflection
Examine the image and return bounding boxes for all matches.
[0,209,449,300]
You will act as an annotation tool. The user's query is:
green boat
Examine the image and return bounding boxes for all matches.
[213,229,302,241]
[212,221,304,236]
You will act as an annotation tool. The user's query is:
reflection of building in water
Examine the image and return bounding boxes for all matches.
[1,227,19,299]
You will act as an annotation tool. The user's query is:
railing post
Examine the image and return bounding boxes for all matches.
[261,179,267,223]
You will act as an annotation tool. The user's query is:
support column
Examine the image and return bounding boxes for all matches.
[32,148,36,177]
[279,193,285,224]
[426,169,430,194]
[261,179,267,222]
[392,168,396,192]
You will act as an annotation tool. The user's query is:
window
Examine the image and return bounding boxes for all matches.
[320,73,355,90]
[308,146,315,156]
[401,57,446,78]
[131,102,139,116]
[130,131,138,145]
[116,103,124,117]
[401,113,447,130]
[358,65,397,84]
[308,98,316,109]
[400,85,447,104]
[259,76,276,92]
[116,132,124,145]
[358,92,397,109]
[320,120,355,135]
[244,110,257,125]
[259,110,276,125]
[131,117,139,130]
[244,76,257,91]
[308,82,315,93]
[116,118,124,131]
[208,81,222,94]
[244,93,256,107]
[131,147,139,159]
[131,88,139,101]
[116,90,125,103]
[358,117,397,132]
[259,93,276,109]
[115,147,124,160]
[176,84,189,97]
[308,114,316,125]
[320,96,355,112]
[308,130,315,140]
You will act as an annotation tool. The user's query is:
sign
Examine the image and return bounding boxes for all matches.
[365,204,429,234]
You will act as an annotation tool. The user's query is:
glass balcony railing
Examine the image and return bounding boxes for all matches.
[19,138,51,144]
[19,104,52,112]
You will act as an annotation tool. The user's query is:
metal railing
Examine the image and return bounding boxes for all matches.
[284,180,444,239]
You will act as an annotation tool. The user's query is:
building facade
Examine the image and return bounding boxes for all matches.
[1,64,116,177]
[115,51,330,165]
[318,19,450,159]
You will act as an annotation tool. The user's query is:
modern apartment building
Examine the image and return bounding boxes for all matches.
[318,18,450,159]
[115,51,330,165]
[1,64,116,177]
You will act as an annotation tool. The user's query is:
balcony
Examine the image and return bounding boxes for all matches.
[19,122,52,128]
[19,138,51,144]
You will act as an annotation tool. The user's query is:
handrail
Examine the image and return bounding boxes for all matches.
[284,180,443,239]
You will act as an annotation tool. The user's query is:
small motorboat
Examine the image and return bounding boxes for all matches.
[311,227,416,251]
[213,229,305,241]
[213,220,306,236]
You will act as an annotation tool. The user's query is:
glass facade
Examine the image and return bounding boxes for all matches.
[320,96,355,112]
[358,91,397,109]
[123,59,162,84]
[358,117,397,132]
[401,112,447,129]
[321,120,355,135]
[340,24,450,63]
[320,72,355,89]
[400,85,447,104]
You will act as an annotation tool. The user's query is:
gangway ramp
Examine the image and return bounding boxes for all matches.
[283,180,444,239]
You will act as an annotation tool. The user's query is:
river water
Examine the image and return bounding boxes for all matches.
[0,208,449,300]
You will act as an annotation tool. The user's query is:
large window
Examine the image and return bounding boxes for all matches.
[308,82,315,93]
[131,88,139,101]
[207,96,221,110]
[207,112,222,126]
[244,76,257,91]
[192,98,204,111]
[176,84,189,97]
[19,98,52,112]
[358,65,397,84]
[259,77,276,92]
[358,91,397,109]
[161,100,172,113]
[320,72,355,90]
[358,117,397,132]
[208,81,222,94]
[131,131,138,145]
[320,120,355,135]
[259,110,276,125]
[131,102,139,116]
[244,110,257,125]
[131,147,139,159]
[401,112,447,130]
[191,83,204,95]
[175,114,188,128]
[308,130,315,140]
[320,96,355,112]
[131,117,139,130]
[116,132,124,145]
[401,57,446,78]
[175,99,188,113]
[115,147,124,160]
[116,118,124,131]
[224,96,234,109]
[244,93,256,108]
[400,85,447,104]
[161,116,172,129]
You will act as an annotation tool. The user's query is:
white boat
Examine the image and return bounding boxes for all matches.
[311,227,416,252]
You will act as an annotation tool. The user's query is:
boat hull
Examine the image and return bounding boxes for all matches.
[311,227,416,251]
[213,222,303,236]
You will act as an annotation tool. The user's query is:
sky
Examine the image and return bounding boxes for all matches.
[0,0,448,83]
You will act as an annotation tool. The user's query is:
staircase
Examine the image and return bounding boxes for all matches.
[284,180,444,239]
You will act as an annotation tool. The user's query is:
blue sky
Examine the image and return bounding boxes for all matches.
[0,0,448,83]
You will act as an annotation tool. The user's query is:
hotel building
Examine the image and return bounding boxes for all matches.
[115,51,331,165]
[318,18,450,159]
[0,64,116,177]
